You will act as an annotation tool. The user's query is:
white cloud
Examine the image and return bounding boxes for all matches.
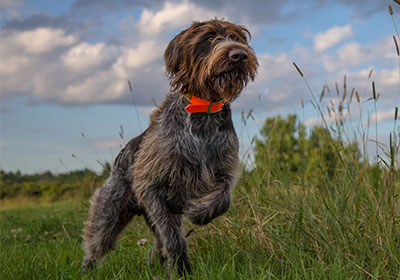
[14,27,76,54]
[137,1,216,37]
[257,53,293,81]
[113,41,163,75]
[320,36,394,74]
[62,42,115,72]
[371,110,397,123]
[0,22,169,105]
[314,24,353,52]
[0,55,30,75]
[57,71,126,104]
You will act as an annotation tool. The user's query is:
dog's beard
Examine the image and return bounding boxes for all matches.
[211,70,248,102]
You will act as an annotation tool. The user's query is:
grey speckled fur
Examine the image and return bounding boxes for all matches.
[82,19,258,277]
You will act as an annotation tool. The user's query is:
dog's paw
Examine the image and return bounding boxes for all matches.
[81,259,95,274]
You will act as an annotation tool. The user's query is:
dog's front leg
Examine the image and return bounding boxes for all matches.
[184,175,233,225]
[142,190,191,276]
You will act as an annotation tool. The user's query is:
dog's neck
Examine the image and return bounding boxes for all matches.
[183,94,226,114]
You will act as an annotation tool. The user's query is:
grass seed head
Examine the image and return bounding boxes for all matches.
[335,82,340,96]
[293,62,304,77]
[350,88,355,103]
[325,84,330,93]
[393,36,400,56]
[342,88,347,102]
[355,91,360,103]
[372,81,376,100]
[339,101,343,113]
[320,87,325,103]
[368,69,374,79]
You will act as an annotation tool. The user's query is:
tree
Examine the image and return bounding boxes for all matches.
[248,114,361,187]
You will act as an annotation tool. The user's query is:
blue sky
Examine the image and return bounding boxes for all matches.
[1,0,399,174]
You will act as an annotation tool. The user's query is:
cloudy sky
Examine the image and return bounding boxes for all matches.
[1,0,399,173]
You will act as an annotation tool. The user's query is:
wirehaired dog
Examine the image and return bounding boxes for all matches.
[82,19,258,276]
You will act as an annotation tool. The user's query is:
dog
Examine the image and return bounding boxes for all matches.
[82,18,258,277]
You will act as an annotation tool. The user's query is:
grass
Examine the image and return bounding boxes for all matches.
[1,161,399,280]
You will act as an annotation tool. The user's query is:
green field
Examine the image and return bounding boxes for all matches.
[1,144,399,280]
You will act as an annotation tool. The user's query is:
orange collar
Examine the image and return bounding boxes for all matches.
[183,94,225,114]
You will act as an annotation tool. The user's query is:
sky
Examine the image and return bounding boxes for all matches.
[0,0,399,174]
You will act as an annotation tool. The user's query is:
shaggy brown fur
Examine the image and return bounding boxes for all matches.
[82,19,258,277]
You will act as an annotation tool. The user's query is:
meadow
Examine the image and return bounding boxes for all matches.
[1,5,400,279]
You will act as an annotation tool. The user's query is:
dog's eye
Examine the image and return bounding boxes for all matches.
[227,34,239,42]
[208,36,215,42]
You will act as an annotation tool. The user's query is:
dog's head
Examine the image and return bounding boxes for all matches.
[164,19,258,102]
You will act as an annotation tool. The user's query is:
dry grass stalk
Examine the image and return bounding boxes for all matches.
[128,80,133,92]
[368,69,374,79]
[350,88,355,103]
[327,106,331,118]
[342,91,346,102]
[241,110,246,125]
[389,4,394,15]
[320,87,325,103]
[246,109,254,120]
[393,36,400,56]
[395,107,398,120]
[355,91,360,103]
[338,101,343,113]
[301,97,304,108]
[335,82,340,96]
[372,81,376,100]
[293,62,304,77]
[311,100,317,109]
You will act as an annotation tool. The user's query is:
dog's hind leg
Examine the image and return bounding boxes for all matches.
[82,171,139,272]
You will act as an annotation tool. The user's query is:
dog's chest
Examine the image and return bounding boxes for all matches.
[164,112,238,186]
[162,125,237,212]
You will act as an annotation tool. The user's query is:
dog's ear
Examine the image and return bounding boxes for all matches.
[164,30,185,77]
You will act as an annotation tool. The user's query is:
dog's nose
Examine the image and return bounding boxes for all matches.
[229,48,248,62]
